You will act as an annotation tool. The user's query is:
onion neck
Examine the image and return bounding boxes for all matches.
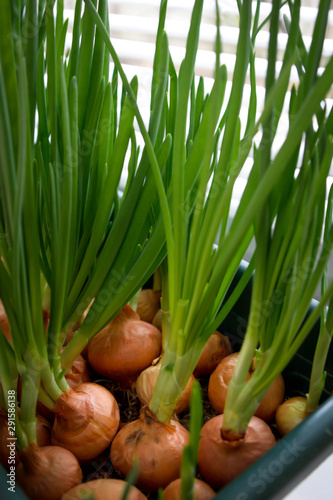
[19,443,43,474]
[222,321,258,437]
[149,346,198,423]
[53,388,93,432]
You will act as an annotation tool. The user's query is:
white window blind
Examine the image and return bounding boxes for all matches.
[63,0,333,212]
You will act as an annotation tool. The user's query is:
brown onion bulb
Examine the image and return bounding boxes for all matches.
[36,413,52,447]
[110,407,189,491]
[136,363,195,415]
[34,355,91,422]
[64,353,91,389]
[16,443,82,500]
[275,396,310,436]
[61,478,147,500]
[208,353,285,421]
[51,382,120,463]
[163,478,215,499]
[136,289,162,324]
[194,331,232,378]
[87,305,162,386]
[198,414,276,490]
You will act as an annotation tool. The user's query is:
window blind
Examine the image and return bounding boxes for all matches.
[64,0,333,207]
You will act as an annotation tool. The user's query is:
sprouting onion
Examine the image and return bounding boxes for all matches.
[198,0,333,488]
[0,0,183,495]
[276,186,333,436]
[86,0,333,488]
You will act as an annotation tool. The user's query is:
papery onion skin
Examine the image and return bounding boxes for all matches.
[36,413,52,447]
[275,396,310,436]
[198,414,276,490]
[64,353,91,389]
[16,443,82,500]
[208,353,250,414]
[110,407,189,491]
[208,353,285,421]
[163,478,215,500]
[51,382,120,463]
[61,478,147,500]
[136,289,162,324]
[34,355,91,422]
[194,331,232,378]
[136,363,195,415]
[87,305,162,386]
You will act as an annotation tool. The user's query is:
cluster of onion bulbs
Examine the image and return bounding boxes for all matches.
[0,291,305,499]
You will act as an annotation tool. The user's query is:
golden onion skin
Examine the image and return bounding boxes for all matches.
[198,414,276,490]
[208,352,285,421]
[110,407,189,491]
[194,331,232,378]
[62,478,147,500]
[275,396,310,436]
[64,353,91,390]
[51,383,120,463]
[208,353,250,413]
[136,289,162,324]
[136,363,195,415]
[17,443,82,500]
[87,305,162,386]
[163,478,215,500]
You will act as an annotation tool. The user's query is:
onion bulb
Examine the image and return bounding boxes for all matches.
[198,414,276,490]
[33,354,91,424]
[87,305,162,386]
[275,396,310,436]
[61,478,147,500]
[163,478,215,499]
[63,353,91,389]
[110,407,189,491]
[136,362,195,415]
[208,353,285,421]
[51,382,120,463]
[16,443,82,500]
[136,289,162,323]
[194,331,232,377]
[36,413,52,447]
